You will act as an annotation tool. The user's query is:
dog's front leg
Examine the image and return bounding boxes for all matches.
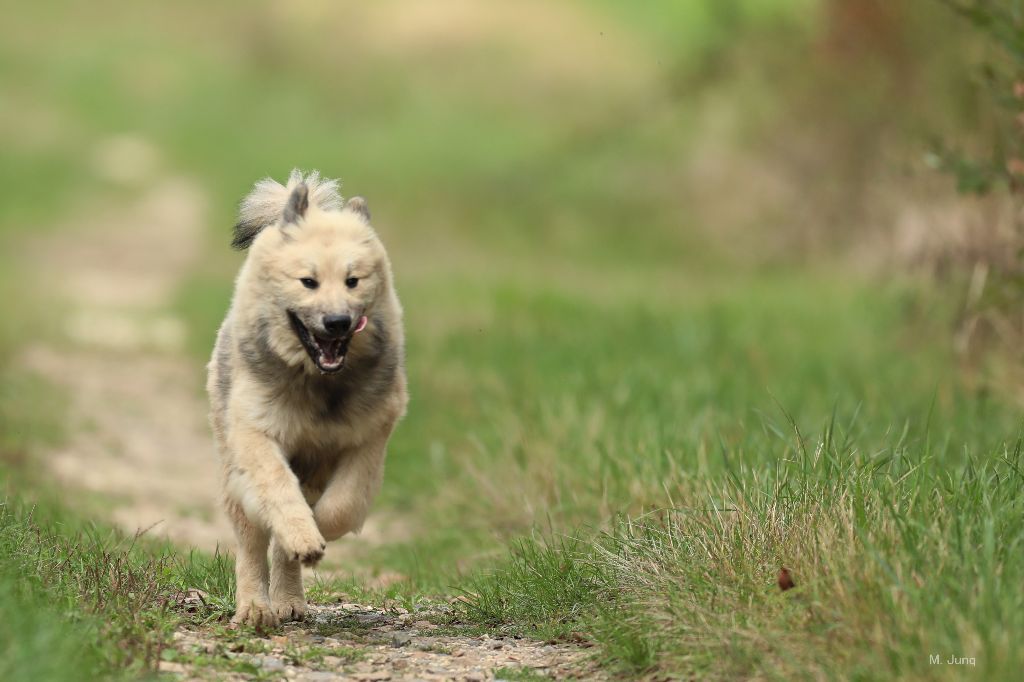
[313,428,390,542]
[226,422,327,564]
[270,537,307,622]
[224,498,276,628]
[226,423,325,627]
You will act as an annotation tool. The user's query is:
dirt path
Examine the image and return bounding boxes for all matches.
[165,601,604,681]
[24,167,230,549]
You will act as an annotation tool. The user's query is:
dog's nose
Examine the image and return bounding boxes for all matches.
[322,314,352,336]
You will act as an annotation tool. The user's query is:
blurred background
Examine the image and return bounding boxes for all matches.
[1,0,1010,272]
[3,0,1024,677]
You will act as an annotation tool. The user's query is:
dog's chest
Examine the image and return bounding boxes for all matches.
[260,375,370,453]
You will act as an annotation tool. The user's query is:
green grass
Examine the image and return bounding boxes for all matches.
[374,276,1021,679]
[0,499,235,680]
[460,421,1024,679]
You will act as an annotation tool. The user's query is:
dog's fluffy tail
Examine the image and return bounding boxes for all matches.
[232,169,343,250]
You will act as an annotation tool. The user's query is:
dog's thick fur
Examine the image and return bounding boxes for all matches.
[207,170,407,627]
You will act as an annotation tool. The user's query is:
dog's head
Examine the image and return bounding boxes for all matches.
[241,180,392,375]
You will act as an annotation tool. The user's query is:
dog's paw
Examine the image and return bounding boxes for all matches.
[276,523,327,567]
[273,598,308,622]
[232,598,280,629]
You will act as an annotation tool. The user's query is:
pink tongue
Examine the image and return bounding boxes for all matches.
[353,316,368,334]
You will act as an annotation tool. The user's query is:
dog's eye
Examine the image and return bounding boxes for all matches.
[300,277,319,290]
[345,277,359,289]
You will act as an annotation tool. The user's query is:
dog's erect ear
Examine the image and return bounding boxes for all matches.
[283,183,310,224]
[346,196,370,222]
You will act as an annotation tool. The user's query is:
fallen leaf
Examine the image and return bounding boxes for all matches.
[778,567,796,591]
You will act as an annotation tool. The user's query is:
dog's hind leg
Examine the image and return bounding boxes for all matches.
[226,498,278,628]
[270,538,306,621]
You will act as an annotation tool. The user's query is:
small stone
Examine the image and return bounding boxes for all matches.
[412,620,437,630]
[356,612,384,624]
[301,673,337,681]
[261,656,286,671]
[390,632,413,648]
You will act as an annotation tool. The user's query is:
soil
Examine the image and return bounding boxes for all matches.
[165,601,604,681]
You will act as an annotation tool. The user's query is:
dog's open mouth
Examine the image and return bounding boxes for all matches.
[288,311,368,374]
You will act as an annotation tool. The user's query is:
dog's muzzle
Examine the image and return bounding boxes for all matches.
[288,311,368,373]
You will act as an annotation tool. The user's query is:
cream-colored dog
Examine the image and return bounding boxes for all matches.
[207,170,407,627]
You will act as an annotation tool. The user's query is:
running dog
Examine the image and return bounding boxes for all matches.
[207,170,407,626]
